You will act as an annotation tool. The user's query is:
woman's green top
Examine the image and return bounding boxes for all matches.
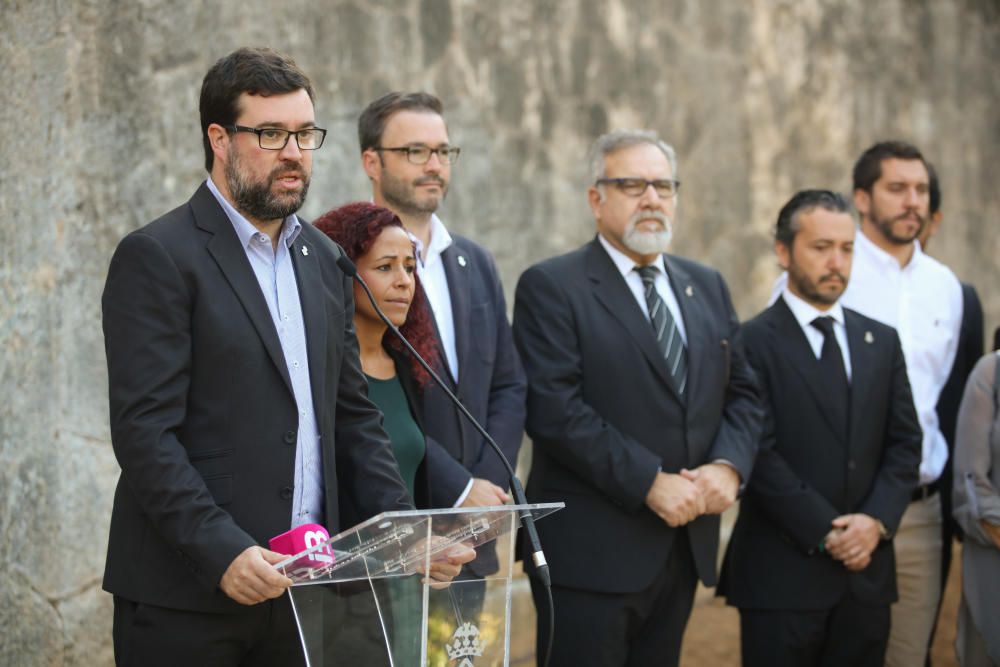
[365,373,425,500]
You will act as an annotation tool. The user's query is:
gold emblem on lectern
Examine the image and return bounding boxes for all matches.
[446,622,485,666]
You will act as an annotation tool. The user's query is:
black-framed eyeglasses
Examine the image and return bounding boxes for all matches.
[227,125,327,150]
[596,178,681,198]
[376,145,461,165]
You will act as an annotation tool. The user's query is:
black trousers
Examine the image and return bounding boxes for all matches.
[531,530,698,667]
[739,596,890,667]
[112,594,304,667]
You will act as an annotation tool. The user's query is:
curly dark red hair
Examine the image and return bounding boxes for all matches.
[314,202,439,387]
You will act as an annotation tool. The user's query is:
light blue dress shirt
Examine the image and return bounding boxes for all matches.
[206,178,323,528]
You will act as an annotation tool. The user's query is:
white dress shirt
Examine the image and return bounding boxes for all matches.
[598,234,688,344]
[410,214,473,506]
[770,229,963,484]
[780,287,852,381]
[413,214,459,382]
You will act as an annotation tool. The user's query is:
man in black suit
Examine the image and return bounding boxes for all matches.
[720,190,922,666]
[102,48,432,665]
[358,92,526,516]
[512,129,762,666]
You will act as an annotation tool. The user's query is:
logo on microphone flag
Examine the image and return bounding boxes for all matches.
[270,523,336,578]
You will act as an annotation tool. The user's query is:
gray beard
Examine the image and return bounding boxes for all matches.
[623,214,673,255]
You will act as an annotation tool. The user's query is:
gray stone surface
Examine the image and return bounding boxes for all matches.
[1,1,997,664]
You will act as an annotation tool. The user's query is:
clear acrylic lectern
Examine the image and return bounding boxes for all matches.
[274,503,563,667]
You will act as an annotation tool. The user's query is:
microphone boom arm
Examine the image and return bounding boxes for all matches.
[337,255,551,587]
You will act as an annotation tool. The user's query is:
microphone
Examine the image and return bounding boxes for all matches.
[336,254,551,588]
[269,523,336,580]
[269,523,334,563]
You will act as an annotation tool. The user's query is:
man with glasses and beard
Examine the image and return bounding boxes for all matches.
[101,48,421,665]
[512,130,761,666]
[357,93,526,526]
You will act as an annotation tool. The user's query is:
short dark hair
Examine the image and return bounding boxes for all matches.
[852,140,927,193]
[927,162,941,215]
[199,47,314,172]
[775,189,852,247]
[357,92,444,153]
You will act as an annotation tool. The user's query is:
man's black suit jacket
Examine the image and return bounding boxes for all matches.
[418,235,526,508]
[719,298,922,610]
[101,183,413,613]
[512,238,762,593]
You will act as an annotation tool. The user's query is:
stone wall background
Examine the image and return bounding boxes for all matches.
[1,0,998,664]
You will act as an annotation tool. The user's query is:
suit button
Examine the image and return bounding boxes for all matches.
[284,430,296,444]
[280,487,293,500]
[847,460,856,471]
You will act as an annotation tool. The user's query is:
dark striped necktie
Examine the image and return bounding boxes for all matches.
[636,265,687,395]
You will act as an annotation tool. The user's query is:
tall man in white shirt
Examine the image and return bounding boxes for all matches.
[836,142,963,665]
[357,93,527,532]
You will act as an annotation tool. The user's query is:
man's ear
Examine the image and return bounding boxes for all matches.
[207,124,230,166]
[362,149,381,182]
[587,186,603,220]
[774,239,791,271]
[928,211,942,235]
[853,188,871,219]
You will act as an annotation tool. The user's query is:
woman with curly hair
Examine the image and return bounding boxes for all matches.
[314,201,440,509]
[314,202,450,663]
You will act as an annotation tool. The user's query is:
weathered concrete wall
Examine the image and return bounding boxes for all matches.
[1,1,997,663]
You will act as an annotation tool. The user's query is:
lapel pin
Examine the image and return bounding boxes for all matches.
[457,255,467,267]
[301,245,309,256]
[864,331,874,344]
[685,285,694,297]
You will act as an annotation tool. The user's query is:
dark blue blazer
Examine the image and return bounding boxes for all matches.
[418,234,527,507]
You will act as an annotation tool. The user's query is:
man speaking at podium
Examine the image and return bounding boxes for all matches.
[101,48,419,665]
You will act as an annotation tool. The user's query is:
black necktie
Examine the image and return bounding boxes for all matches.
[810,316,850,438]
[636,265,687,395]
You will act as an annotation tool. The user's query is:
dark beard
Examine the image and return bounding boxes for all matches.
[226,156,309,222]
[789,267,846,306]
[873,212,926,245]
[379,169,445,217]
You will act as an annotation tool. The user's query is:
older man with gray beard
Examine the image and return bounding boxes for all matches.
[512,129,762,667]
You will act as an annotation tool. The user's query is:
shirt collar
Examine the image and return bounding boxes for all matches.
[781,285,846,330]
[411,213,453,265]
[205,177,302,249]
[856,226,924,273]
[597,233,669,281]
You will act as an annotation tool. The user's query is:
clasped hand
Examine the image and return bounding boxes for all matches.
[645,463,740,527]
[824,513,880,571]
